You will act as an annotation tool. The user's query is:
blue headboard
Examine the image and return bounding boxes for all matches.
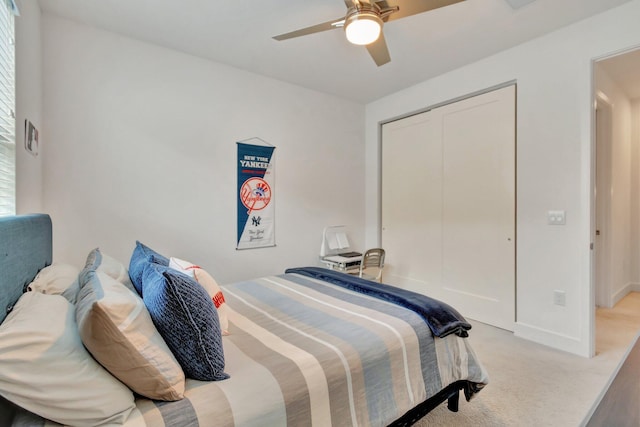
[0,214,52,323]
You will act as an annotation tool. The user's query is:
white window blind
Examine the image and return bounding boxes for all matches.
[0,0,15,216]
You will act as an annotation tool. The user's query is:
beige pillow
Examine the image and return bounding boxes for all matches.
[169,257,230,335]
[76,269,186,401]
[84,248,137,293]
[0,292,135,426]
[27,263,80,303]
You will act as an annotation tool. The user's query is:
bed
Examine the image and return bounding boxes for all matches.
[0,214,488,426]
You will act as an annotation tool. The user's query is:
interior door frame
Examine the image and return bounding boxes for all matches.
[589,46,640,357]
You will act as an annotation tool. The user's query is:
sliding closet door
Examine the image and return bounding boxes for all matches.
[381,85,515,331]
[381,111,442,289]
[438,85,515,331]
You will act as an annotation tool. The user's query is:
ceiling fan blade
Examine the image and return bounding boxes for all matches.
[375,0,465,22]
[366,32,391,66]
[273,18,345,41]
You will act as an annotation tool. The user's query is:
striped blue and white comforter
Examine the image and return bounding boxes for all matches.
[136,271,489,427]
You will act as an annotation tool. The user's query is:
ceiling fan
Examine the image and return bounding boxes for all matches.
[273,0,465,66]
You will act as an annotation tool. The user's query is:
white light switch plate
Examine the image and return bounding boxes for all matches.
[547,210,566,225]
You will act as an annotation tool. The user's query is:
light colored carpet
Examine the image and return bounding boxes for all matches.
[414,292,640,426]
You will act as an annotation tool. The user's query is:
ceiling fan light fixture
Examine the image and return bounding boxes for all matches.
[344,11,382,46]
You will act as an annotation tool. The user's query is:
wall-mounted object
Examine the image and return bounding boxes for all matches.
[24,120,38,157]
[236,138,275,250]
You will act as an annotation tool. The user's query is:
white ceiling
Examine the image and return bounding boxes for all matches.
[37,0,633,103]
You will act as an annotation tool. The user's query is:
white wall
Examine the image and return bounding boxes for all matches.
[15,0,43,213]
[365,0,640,356]
[594,63,633,306]
[41,15,365,283]
[632,99,640,288]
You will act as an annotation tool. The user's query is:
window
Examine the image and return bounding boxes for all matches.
[0,0,15,216]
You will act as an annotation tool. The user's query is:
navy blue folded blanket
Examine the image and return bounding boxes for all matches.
[285,267,471,338]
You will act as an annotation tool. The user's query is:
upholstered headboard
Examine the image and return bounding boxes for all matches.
[0,214,52,324]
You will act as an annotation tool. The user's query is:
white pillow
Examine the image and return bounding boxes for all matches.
[76,270,186,401]
[84,248,137,293]
[0,292,135,426]
[27,263,80,304]
[169,257,230,335]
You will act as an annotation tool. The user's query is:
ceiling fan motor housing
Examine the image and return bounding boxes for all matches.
[344,6,383,45]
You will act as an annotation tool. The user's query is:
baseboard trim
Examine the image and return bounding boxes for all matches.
[611,283,640,307]
[514,322,587,357]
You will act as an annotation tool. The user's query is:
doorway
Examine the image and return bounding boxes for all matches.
[592,47,640,355]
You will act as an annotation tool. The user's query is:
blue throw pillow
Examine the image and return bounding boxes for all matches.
[141,263,228,381]
[128,241,170,295]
